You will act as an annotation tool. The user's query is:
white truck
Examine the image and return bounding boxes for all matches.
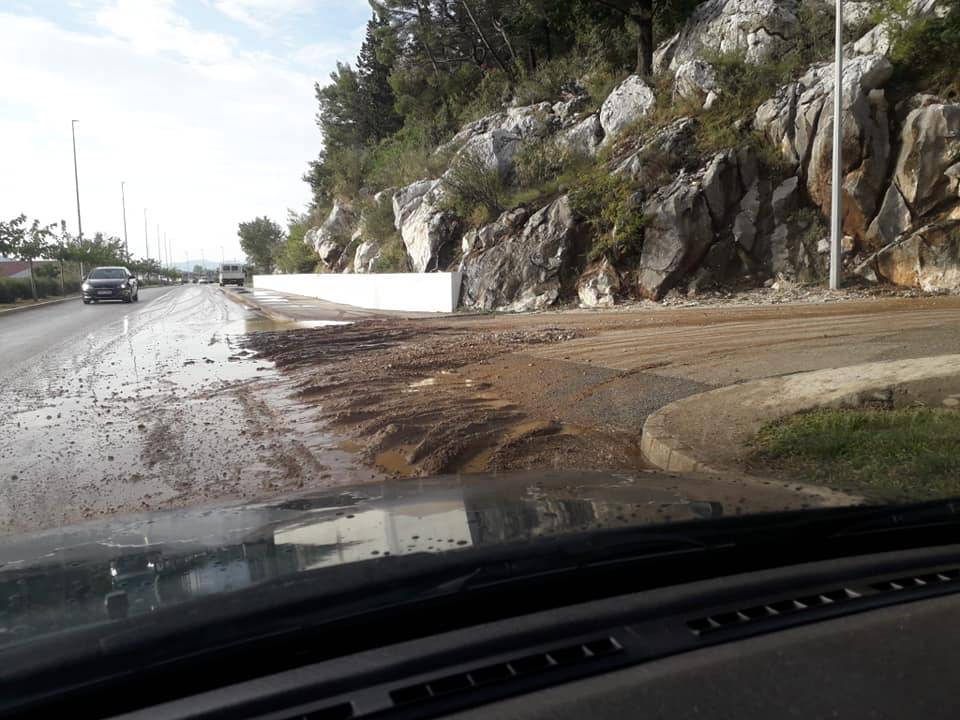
[218,263,245,287]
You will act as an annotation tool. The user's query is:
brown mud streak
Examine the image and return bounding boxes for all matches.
[239,319,636,477]
[241,296,960,480]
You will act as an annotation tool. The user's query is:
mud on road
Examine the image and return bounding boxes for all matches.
[244,294,960,490]
[243,321,653,479]
[6,285,960,535]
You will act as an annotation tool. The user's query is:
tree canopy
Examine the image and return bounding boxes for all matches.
[238,216,284,273]
[303,0,701,209]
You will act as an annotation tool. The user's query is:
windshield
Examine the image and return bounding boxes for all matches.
[88,268,126,279]
[3,0,960,652]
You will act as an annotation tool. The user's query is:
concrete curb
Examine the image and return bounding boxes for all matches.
[640,412,717,474]
[641,354,960,475]
[0,294,81,316]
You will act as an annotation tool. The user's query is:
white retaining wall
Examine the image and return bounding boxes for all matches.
[252,272,462,313]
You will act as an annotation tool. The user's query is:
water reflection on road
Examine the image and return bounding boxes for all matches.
[0,286,364,535]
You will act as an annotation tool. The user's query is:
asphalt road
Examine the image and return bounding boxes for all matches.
[0,287,173,374]
[0,285,371,535]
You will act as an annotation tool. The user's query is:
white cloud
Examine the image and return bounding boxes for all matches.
[0,4,363,263]
[212,0,347,33]
[97,0,237,64]
[295,32,365,71]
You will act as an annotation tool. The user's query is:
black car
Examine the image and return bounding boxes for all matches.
[81,266,139,304]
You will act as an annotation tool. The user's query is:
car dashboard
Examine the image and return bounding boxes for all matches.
[100,543,960,720]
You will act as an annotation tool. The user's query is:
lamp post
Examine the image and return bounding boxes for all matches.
[71,120,82,241]
[829,0,843,290]
[121,182,129,260]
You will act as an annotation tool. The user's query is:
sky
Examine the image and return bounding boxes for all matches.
[0,0,370,264]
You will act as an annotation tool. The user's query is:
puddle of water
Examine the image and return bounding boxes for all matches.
[375,446,417,476]
[225,317,353,334]
[408,377,437,389]
[337,439,364,453]
[405,373,474,393]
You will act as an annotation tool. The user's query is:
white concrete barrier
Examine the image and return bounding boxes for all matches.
[252,272,462,313]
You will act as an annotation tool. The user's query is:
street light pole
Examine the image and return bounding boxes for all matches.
[829,0,844,290]
[121,181,129,260]
[71,120,83,241]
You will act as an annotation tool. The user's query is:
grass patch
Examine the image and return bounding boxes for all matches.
[751,407,960,502]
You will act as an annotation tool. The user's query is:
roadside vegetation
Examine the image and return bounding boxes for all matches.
[303,0,701,213]
[255,0,955,276]
[885,0,960,100]
[751,407,960,502]
[0,215,178,305]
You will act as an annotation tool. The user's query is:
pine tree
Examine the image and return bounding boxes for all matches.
[356,13,401,143]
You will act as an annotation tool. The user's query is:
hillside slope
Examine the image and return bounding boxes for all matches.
[301,0,960,309]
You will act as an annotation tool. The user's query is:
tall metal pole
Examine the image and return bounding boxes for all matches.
[144,209,150,260]
[156,224,161,270]
[829,0,844,291]
[121,181,129,260]
[71,120,83,241]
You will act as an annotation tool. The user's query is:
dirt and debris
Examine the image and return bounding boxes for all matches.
[243,293,960,481]
[241,321,630,477]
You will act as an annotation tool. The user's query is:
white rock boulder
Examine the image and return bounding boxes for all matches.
[392,179,461,273]
[577,259,620,307]
[599,75,656,142]
[673,58,721,110]
[668,0,800,71]
[460,197,583,311]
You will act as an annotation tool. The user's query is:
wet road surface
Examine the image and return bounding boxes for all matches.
[0,285,374,535]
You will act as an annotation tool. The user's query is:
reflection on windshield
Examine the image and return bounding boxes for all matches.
[0,472,722,644]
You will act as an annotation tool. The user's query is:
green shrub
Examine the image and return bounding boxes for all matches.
[440,149,506,226]
[0,278,23,303]
[374,236,411,272]
[460,69,513,122]
[514,137,570,188]
[889,0,960,98]
[365,121,454,190]
[512,56,586,107]
[571,9,635,72]
[568,167,645,262]
[275,235,320,274]
[0,276,80,303]
[358,193,398,244]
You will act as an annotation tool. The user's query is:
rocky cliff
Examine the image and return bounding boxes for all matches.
[304,0,960,310]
